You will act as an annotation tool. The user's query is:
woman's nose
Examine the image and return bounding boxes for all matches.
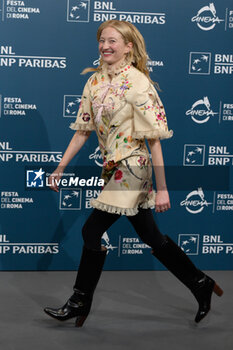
[102,41,110,50]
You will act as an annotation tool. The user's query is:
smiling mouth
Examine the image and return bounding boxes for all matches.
[102,51,114,56]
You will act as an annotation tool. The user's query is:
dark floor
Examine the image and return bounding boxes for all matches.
[0,271,232,350]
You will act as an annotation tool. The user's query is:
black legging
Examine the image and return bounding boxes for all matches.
[82,208,166,251]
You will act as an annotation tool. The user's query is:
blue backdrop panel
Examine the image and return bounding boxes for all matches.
[0,0,232,270]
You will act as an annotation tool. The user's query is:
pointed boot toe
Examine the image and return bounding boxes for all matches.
[193,276,223,323]
[44,306,65,320]
[44,246,107,327]
[44,300,85,322]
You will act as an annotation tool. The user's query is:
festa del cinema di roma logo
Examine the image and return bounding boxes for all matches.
[191,3,224,31]
[89,146,103,167]
[185,97,218,124]
[101,232,117,254]
[180,187,212,214]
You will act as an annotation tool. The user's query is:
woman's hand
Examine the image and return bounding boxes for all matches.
[155,189,171,213]
[48,169,63,193]
[46,131,91,193]
[147,139,170,213]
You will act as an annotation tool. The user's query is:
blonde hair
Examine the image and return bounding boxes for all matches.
[82,20,154,84]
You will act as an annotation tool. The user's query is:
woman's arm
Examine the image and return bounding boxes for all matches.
[49,130,92,192]
[148,138,171,212]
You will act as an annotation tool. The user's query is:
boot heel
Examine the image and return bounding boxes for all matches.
[75,315,87,327]
[213,283,223,297]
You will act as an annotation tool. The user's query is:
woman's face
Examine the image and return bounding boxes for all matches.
[98,26,132,67]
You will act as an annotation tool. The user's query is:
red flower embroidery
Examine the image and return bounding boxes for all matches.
[82,113,90,122]
[137,156,146,167]
[104,160,119,172]
[149,184,153,193]
[114,169,123,183]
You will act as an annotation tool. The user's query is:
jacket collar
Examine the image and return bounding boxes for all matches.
[101,61,132,78]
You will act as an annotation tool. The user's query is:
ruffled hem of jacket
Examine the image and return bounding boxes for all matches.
[132,129,173,140]
[90,198,155,216]
[69,122,95,133]
[140,197,155,209]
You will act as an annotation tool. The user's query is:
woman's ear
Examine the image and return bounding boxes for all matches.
[127,42,133,53]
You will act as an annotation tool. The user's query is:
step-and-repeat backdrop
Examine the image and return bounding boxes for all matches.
[0,0,232,270]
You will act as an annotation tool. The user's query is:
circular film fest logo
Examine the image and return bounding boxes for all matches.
[186,97,218,124]
[89,146,103,167]
[180,187,212,214]
[101,232,118,254]
[192,3,224,31]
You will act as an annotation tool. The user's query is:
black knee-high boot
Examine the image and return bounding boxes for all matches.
[44,245,107,327]
[151,235,223,323]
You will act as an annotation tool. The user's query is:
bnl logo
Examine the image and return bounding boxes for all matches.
[59,189,82,210]
[189,52,211,74]
[183,144,205,166]
[178,234,199,255]
[67,0,90,22]
[26,168,45,188]
[63,95,81,117]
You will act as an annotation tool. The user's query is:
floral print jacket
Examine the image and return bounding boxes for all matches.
[70,63,173,164]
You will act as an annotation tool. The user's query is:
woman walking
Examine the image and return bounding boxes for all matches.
[44,20,223,327]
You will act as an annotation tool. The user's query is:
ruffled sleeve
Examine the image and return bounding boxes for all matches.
[69,76,95,133]
[131,77,173,141]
